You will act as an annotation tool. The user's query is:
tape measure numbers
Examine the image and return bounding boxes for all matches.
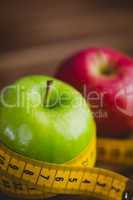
[0,136,133,200]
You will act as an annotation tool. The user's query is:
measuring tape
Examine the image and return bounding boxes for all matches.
[97,138,133,166]
[0,134,133,200]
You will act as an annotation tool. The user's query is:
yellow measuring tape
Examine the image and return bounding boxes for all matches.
[0,135,133,200]
[97,138,133,166]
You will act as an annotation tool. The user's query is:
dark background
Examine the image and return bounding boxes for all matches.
[0,1,133,199]
[0,0,133,87]
[0,0,133,54]
[0,1,133,86]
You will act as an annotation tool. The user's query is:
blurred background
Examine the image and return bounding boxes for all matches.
[0,0,133,88]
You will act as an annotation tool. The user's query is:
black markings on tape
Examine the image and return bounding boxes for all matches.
[82,179,91,184]
[96,182,106,187]
[55,177,64,182]
[28,187,36,191]
[40,175,50,180]
[8,164,19,170]
[40,174,78,183]
[68,178,78,183]
[23,169,34,176]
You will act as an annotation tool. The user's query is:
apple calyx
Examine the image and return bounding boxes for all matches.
[92,52,118,77]
[44,80,54,108]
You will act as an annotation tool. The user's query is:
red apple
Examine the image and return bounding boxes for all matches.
[55,48,133,137]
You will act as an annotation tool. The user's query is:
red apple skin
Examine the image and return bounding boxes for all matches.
[55,48,133,137]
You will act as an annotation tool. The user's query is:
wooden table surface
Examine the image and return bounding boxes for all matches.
[0,0,133,55]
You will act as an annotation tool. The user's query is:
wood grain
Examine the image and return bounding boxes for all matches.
[0,0,133,53]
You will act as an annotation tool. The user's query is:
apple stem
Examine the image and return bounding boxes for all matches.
[44,80,53,107]
[93,52,117,76]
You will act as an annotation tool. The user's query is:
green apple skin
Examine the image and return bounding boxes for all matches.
[0,75,96,164]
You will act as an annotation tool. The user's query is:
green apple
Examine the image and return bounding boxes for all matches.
[0,75,96,164]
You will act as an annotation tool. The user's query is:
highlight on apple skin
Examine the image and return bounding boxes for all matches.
[0,75,96,165]
[55,47,133,137]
